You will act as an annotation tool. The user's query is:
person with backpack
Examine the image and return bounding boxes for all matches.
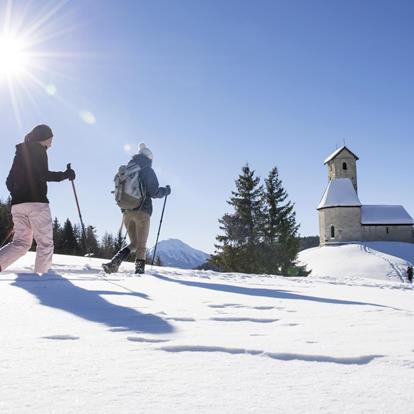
[0,124,76,274]
[102,143,171,275]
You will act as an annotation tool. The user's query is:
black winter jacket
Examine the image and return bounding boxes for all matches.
[6,142,66,205]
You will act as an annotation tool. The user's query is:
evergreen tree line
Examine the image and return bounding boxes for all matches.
[210,165,309,276]
[0,198,128,260]
[52,217,127,259]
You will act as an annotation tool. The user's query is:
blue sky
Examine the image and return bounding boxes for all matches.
[1,0,414,253]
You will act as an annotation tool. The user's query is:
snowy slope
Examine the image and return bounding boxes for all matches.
[298,242,414,281]
[148,238,209,269]
[1,252,414,414]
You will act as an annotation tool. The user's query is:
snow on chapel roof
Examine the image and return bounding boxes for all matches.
[324,145,359,164]
[361,205,414,225]
[318,178,362,209]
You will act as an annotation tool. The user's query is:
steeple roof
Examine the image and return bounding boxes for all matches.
[324,146,359,165]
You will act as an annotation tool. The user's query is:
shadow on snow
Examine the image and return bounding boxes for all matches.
[13,273,174,334]
[152,273,397,310]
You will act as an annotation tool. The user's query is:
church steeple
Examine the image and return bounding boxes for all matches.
[324,146,359,193]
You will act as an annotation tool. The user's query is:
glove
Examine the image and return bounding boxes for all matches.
[165,185,171,196]
[64,166,76,181]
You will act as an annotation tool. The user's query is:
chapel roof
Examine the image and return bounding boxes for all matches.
[361,205,414,225]
[324,146,359,165]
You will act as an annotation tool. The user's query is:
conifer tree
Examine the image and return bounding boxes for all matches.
[101,232,115,259]
[52,217,64,253]
[212,165,264,273]
[61,219,78,255]
[85,225,100,256]
[262,167,302,275]
[73,224,88,256]
[113,230,126,253]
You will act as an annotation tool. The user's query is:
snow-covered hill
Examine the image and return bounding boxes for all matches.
[298,241,414,281]
[149,238,209,269]
[1,252,414,413]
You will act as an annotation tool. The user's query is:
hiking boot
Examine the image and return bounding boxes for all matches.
[102,247,130,274]
[135,259,145,275]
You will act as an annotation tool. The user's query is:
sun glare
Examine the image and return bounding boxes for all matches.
[0,35,29,77]
[0,1,94,129]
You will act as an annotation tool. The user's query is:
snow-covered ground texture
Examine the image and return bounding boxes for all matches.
[148,238,209,269]
[1,252,414,414]
[299,241,414,282]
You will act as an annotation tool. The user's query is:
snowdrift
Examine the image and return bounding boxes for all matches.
[298,242,414,281]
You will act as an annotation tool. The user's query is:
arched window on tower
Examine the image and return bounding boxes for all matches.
[342,162,348,170]
[330,225,335,239]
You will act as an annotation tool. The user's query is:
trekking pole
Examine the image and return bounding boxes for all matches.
[151,194,168,266]
[68,163,88,254]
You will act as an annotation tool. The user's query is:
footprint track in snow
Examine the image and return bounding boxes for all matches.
[42,335,79,341]
[208,304,276,311]
[210,317,278,323]
[127,337,170,343]
[166,317,196,322]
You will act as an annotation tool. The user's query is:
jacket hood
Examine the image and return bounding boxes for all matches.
[130,153,152,168]
[15,141,44,153]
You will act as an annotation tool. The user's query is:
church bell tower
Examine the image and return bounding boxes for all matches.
[324,146,359,193]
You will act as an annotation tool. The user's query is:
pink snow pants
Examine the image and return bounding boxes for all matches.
[0,202,54,274]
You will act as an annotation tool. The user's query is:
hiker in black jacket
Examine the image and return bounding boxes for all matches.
[0,125,75,274]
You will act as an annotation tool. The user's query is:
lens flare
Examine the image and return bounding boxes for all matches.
[80,110,96,125]
[45,83,57,96]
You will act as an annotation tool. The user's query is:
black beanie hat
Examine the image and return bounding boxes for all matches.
[24,124,53,143]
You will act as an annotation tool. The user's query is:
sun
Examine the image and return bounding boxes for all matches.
[0,35,30,77]
[0,1,96,129]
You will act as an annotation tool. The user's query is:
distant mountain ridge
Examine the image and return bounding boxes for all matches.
[149,239,210,269]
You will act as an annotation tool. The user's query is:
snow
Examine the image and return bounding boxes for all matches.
[361,205,414,225]
[318,178,361,209]
[298,241,414,281]
[1,252,414,413]
[148,238,209,269]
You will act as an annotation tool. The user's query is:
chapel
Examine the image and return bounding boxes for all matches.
[318,146,414,245]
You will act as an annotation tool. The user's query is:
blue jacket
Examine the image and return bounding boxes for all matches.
[128,154,168,216]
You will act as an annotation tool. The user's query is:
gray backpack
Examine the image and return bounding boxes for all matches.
[113,162,145,210]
